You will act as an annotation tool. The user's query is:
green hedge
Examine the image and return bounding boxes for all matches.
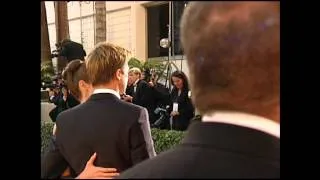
[41,123,185,154]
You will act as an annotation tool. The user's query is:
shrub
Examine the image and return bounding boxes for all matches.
[151,128,186,153]
[41,61,55,82]
[41,123,185,155]
[41,122,54,154]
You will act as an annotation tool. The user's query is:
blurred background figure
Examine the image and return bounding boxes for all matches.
[168,71,194,131]
[141,68,152,82]
[48,84,79,122]
[123,67,157,124]
[52,39,86,63]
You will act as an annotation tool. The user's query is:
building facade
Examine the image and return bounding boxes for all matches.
[45,1,189,76]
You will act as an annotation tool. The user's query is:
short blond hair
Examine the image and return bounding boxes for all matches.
[129,67,142,77]
[86,42,130,86]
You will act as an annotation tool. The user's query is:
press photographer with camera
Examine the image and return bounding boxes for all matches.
[51,39,86,63]
[48,81,79,122]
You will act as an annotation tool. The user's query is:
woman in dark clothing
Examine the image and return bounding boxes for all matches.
[169,71,195,131]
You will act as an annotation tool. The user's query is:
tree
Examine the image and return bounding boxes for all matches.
[41,1,52,63]
[54,1,70,72]
[94,1,106,44]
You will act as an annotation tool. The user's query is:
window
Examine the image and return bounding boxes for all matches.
[146,2,188,58]
[147,3,169,58]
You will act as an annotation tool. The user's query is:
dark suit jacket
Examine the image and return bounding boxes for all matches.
[49,93,79,122]
[42,93,156,178]
[125,84,134,96]
[118,121,280,179]
[132,80,157,123]
[152,82,170,108]
[169,88,195,131]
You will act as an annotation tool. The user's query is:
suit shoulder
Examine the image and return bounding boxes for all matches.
[118,100,145,112]
[139,80,149,87]
[119,148,179,178]
[55,105,79,125]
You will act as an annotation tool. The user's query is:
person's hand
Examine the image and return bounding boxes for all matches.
[49,90,55,97]
[148,81,154,87]
[63,90,68,97]
[63,96,67,101]
[123,95,133,102]
[76,153,119,179]
[170,111,179,117]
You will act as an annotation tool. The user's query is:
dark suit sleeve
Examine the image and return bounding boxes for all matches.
[129,108,156,165]
[41,136,69,178]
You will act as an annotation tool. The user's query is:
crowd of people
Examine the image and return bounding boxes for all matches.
[45,64,195,132]
[41,1,279,179]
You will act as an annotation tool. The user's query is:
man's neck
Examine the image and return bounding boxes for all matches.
[93,84,119,94]
[134,79,140,85]
[202,111,280,138]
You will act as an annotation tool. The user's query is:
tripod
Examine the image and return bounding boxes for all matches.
[158,2,180,91]
[161,58,179,90]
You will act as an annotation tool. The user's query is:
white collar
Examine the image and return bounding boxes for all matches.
[202,111,280,138]
[92,88,121,99]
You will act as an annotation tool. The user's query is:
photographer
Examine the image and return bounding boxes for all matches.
[51,43,62,59]
[49,84,79,122]
[148,72,171,129]
[51,39,86,63]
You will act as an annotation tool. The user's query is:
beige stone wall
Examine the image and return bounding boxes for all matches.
[44,1,189,73]
[45,1,148,60]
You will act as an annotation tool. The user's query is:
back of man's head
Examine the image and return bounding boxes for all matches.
[86,42,129,87]
[180,2,279,121]
[61,38,71,46]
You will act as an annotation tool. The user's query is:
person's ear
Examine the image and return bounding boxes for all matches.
[78,80,87,89]
[116,69,122,80]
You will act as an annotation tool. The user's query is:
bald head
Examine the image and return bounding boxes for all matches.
[180,2,280,121]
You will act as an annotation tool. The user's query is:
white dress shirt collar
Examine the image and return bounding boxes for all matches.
[92,88,121,99]
[202,111,280,138]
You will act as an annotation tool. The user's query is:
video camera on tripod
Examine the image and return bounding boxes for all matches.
[152,105,171,129]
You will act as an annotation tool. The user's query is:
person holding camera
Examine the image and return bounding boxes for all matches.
[52,39,86,63]
[48,85,79,122]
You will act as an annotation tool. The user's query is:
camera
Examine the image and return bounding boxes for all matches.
[51,43,62,58]
[151,105,170,129]
[51,50,60,58]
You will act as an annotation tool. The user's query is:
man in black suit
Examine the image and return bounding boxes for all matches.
[60,39,86,62]
[123,67,157,124]
[42,43,156,178]
[118,2,280,178]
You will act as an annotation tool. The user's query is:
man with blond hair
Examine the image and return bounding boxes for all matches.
[52,42,156,177]
[124,67,157,123]
[118,1,279,178]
